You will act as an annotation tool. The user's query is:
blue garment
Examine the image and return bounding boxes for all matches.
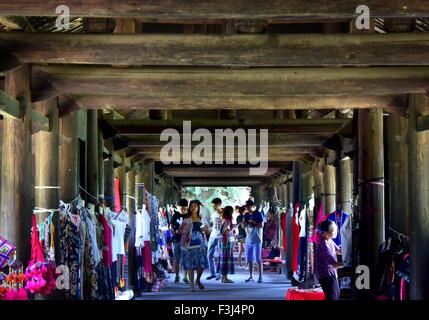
[207,236,221,276]
[181,246,208,270]
[327,210,349,247]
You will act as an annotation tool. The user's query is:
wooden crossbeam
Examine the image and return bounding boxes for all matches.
[107,118,350,134]
[0,88,21,118]
[0,89,50,131]
[179,178,266,186]
[2,33,429,66]
[163,167,281,178]
[125,134,331,147]
[0,1,428,18]
[33,66,429,97]
[71,94,407,110]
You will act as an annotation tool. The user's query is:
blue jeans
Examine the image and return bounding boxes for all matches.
[207,236,221,276]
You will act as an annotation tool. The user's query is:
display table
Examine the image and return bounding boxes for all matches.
[286,288,326,300]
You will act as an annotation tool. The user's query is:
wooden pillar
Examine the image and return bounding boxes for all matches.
[98,111,105,199]
[34,97,60,262]
[357,108,385,296]
[339,158,353,213]
[59,112,78,202]
[313,160,324,218]
[293,162,301,204]
[323,164,336,215]
[86,109,99,203]
[135,161,144,207]
[408,94,429,300]
[0,65,32,262]
[143,158,154,194]
[386,113,409,235]
[126,164,136,217]
[34,98,59,212]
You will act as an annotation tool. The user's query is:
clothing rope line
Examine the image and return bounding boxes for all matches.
[389,227,409,239]
[358,177,385,187]
[34,186,61,189]
[79,185,99,202]
[33,207,60,214]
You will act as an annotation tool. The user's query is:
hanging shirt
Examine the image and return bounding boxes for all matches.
[114,178,121,213]
[299,207,307,238]
[326,210,349,246]
[135,205,151,247]
[110,210,129,262]
[99,214,113,267]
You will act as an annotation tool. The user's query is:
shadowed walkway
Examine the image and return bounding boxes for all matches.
[136,266,292,300]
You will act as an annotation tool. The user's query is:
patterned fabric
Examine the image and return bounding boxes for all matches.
[82,221,98,300]
[181,246,208,270]
[218,242,235,275]
[59,212,81,300]
[148,193,160,252]
[0,237,16,268]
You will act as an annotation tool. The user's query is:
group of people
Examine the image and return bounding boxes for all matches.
[168,196,344,300]
[169,197,265,291]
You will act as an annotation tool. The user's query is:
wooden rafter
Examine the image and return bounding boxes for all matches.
[0,1,428,19]
[32,66,429,98]
[2,33,429,66]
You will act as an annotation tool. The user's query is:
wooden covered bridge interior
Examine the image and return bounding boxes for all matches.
[0,1,428,299]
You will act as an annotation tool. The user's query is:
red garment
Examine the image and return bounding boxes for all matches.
[142,241,153,274]
[291,203,300,272]
[114,177,121,213]
[281,212,287,251]
[100,214,113,267]
[315,203,325,227]
[30,215,45,263]
[286,288,325,300]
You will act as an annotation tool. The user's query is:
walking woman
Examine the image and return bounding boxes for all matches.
[178,200,209,291]
[236,206,247,268]
[218,206,235,283]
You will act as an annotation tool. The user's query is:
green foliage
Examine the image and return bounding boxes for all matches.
[182,186,250,208]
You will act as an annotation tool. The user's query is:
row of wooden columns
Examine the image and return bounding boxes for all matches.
[0,65,179,266]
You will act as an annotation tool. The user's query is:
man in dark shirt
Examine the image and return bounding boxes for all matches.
[170,198,189,284]
[243,199,264,283]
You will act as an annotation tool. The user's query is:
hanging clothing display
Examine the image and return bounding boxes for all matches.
[298,206,307,280]
[306,205,315,276]
[114,178,121,213]
[291,203,300,273]
[326,210,352,267]
[286,206,293,273]
[279,211,286,251]
[110,209,129,262]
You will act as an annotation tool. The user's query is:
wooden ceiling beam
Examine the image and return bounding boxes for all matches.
[0,1,427,18]
[106,118,350,134]
[33,66,429,97]
[125,134,331,147]
[71,94,407,110]
[179,178,265,186]
[3,33,429,66]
